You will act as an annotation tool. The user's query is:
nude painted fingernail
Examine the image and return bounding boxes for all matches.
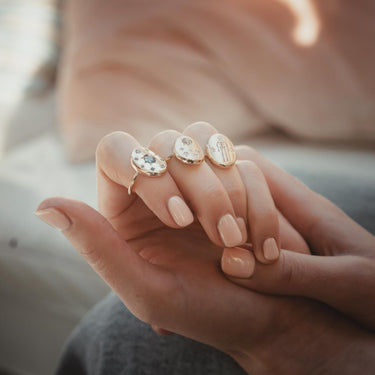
[236,217,247,244]
[263,237,279,261]
[168,196,194,227]
[221,247,255,278]
[35,208,71,231]
[218,214,243,247]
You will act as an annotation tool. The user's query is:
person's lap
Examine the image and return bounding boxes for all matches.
[55,169,375,375]
[56,292,246,375]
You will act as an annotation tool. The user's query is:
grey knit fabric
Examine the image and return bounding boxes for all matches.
[56,292,246,375]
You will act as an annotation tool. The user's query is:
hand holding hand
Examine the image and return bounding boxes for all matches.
[36,123,375,374]
[223,145,375,330]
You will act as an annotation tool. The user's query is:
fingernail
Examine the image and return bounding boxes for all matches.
[218,214,243,247]
[221,247,255,278]
[263,238,279,261]
[168,196,194,227]
[35,208,71,231]
[236,217,247,244]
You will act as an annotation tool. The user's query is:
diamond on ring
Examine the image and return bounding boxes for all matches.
[206,133,236,168]
[128,147,167,195]
[131,147,167,177]
[173,136,204,165]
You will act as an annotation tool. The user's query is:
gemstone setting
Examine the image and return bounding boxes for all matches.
[173,135,204,165]
[131,147,167,176]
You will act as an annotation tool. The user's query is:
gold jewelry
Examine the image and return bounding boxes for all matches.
[128,147,167,195]
[206,133,236,168]
[173,135,204,165]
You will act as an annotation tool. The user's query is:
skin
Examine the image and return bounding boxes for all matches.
[54,1,375,370]
[36,124,375,374]
[223,145,375,331]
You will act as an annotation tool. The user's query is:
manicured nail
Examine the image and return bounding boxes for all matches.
[218,214,243,247]
[236,217,247,243]
[168,196,194,227]
[221,247,255,278]
[263,237,279,261]
[35,208,71,231]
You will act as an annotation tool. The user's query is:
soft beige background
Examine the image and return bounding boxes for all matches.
[59,0,375,162]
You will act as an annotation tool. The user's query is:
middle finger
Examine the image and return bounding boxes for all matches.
[149,130,243,248]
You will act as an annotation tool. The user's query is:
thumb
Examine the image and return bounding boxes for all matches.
[222,247,375,329]
[35,196,175,323]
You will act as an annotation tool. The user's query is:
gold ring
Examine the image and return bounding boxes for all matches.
[128,146,167,195]
[173,135,204,165]
[206,133,236,168]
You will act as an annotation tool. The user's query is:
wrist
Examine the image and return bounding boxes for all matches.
[229,299,375,375]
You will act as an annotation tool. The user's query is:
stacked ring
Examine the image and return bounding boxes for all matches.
[128,130,236,195]
[128,146,167,195]
[206,133,236,168]
[172,132,236,168]
[173,135,204,165]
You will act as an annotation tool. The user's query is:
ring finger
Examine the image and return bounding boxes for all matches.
[148,130,243,248]
[183,122,247,240]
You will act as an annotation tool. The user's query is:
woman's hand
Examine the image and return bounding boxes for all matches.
[222,145,375,331]
[95,121,309,265]
[36,123,375,374]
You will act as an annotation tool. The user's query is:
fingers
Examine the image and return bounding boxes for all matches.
[96,131,194,230]
[235,145,375,255]
[183,122,248,234]
[35,197,178,324]
[236,160,280,263]
[149,129,243,247]
[222,248,375,330]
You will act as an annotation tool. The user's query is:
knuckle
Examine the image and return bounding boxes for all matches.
[261,208,279,226]
[241,160,262,176]
[202,184,227,203]
[250,208,278,237]
[228,186,246,203]
[95,131,133,162]
[235,145,259,161]
[236,160,264,182]
[96,131,123,160]
[184,121,217,134]
[149,129,180,145]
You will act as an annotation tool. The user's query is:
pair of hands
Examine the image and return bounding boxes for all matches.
[36,122,375,374]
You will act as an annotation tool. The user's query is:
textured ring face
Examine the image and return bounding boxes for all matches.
[206,133,236,168]
[130,147,167,177]
[174,135,204,165]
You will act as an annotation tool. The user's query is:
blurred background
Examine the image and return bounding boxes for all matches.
[0,0,374,374]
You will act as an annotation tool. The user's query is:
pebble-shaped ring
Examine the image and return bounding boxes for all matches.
[205,133,236,168]
[173,135,204,165]
[128,147,167,195]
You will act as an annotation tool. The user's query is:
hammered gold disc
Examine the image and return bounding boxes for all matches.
[130,147,167,177]
[206,133,236,168]
[173,136,204,165]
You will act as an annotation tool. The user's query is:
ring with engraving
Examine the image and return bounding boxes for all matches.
[128,146,167,195]
[173,135,204,165]
[205,133,236,168]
